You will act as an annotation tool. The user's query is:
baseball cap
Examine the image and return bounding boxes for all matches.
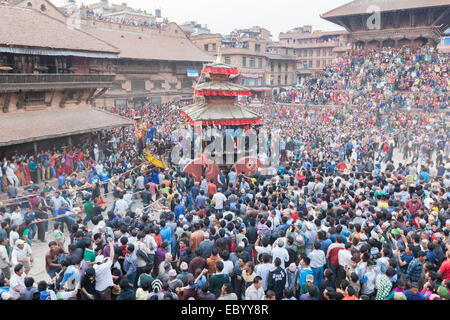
[306,274,314,283]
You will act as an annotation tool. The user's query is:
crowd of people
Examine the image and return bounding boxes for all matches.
[0,45,449,301]
[270,46,448,111]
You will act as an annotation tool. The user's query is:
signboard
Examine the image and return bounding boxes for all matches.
[187,68,199,77]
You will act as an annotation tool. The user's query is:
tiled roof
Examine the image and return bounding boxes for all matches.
[81,25,214,62]
[0,6,119,54]
[322,0,450,18]
[0,108,133,146]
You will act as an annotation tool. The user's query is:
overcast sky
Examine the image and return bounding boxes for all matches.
[51,0,351,40]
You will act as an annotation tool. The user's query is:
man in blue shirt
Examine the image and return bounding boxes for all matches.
[174,199,184,220]
[152,169,159,185]
[190,183,200,201]
[55,203,76,233]
[99,168,110,194]
[89,172,99,184]
[146,122,155,146]
[403,282,425,300]
[24,206,37,241]
[228,169,237,185]
[298,256,313,287]
[330,225,347,243]
[195,190,207,210]
[58,174,65,189]
[406,251,426,283]
[326,162,336,175]
[123,244,138,287]
[159,220,172,253]
[418,169,430,183]
[59,260,81,290]
[183,191,193,212]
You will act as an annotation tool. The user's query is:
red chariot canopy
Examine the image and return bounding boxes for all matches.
[195,90,251,96]
[192,89,252,97]
[202,66,239,75]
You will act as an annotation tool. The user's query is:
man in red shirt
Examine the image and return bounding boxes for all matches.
[439,250,450,281]
[207,178,217,197]
[342,285,358,300]
[336,161,347,173]
[405,196,422,215]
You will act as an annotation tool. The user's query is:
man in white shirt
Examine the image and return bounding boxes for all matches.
[254,236,272,263]
[51,192,69,215]
[245,276,264,300]
[4,162,19,188]
[123,191,133,207]
[338,242,353,270]
[212,190,226,213]
[9,224,20,248]
[93,145,100,163]
[268,211,280,231]
[135,233,152,277]
[10,207,23,227]
[271,239,289,269]
[135,175,145,191]
[93,242,115,300]
[114,194,129,218]
[144,231,157,256]
[95,162,104,175]
[9,264,26,298]
[11,239,33,275]
[221,252,234,276]
[254,253,275,291]
[0,208,12,225]
[0,237,11,279]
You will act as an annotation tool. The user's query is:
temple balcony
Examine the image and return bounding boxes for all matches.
[0,73,116,92]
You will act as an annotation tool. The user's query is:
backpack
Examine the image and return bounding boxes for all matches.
[136,248,152,266]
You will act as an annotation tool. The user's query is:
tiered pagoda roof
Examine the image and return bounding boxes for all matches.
[181,58,261,126]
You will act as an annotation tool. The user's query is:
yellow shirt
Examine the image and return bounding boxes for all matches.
[377,201,389,208]
[167,194,174,207]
